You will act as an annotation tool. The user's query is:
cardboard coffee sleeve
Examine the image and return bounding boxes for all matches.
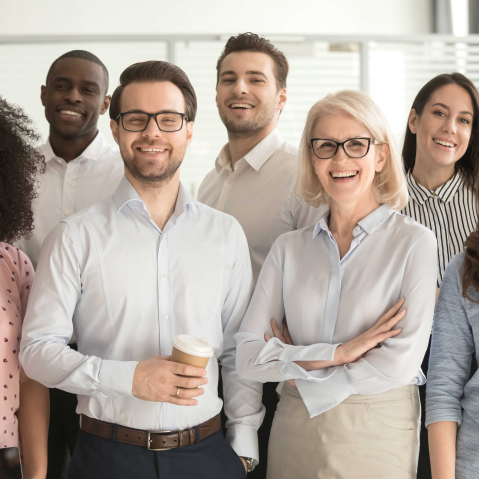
[171,335,214,369]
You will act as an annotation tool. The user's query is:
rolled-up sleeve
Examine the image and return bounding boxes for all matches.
[221,222,265,461]
[426,254,473,427]
[19,222,138,400]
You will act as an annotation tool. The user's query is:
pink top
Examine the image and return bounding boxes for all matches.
[0,243,33,448]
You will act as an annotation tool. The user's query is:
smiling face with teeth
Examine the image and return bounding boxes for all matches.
[216,51,286,138]
[111,81,193,186]
[408,84,474,177]
[42,57,110,144]
[311,112,387,209]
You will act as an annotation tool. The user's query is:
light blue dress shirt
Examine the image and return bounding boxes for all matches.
[236,204,437,418]
[20,176,264,460]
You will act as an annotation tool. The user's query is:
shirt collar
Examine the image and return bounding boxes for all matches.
[215,128,284,173]
[406,170,463,205]
[313,203,395,238]
[41,130,107,163]
[113,176,195,224]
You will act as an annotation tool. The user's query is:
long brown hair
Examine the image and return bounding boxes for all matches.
[402,73,479,189]
[463,225,479,301]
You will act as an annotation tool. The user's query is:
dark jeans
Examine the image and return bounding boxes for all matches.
[67,428,246,479]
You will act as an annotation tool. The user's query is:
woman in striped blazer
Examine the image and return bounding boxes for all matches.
[401,72,479,479]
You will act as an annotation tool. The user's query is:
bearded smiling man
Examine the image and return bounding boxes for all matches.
[20,61,264,479]
[198,33,326,478]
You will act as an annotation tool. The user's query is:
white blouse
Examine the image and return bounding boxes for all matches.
[236,205,438,418]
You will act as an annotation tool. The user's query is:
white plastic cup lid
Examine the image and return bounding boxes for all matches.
[173,335,214,358]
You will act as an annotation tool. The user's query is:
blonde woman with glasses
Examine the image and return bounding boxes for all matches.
[236,90,437,478]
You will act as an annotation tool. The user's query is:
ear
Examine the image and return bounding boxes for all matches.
[100,95,111,116]
[375,143,389,173]
[41,85,46,107]
[186,121,194,148]
[408,108,418,134]
[277,88,287,112]
[215,92,219,109]
[110,119,120,145]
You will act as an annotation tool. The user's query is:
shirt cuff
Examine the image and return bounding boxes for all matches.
[99,359,139,398]
[296,366,356,418]
[278,341,340,363]
[226,424,259,462]
[425,408,463,428]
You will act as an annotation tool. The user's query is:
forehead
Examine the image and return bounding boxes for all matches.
[220,51,276,78]
[48,57,105,86]
[120,81,186,112]
[313,112,371,140]
[427,84,474,113]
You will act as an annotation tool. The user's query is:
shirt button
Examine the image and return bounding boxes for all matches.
[162,274,166,280]
[64,210,72,216]
[163,314,169,320]
[56,158,62,164]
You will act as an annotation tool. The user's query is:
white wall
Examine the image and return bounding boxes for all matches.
[2,0,432,36]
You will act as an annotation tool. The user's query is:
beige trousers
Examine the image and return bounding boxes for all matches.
[267,382,420,479]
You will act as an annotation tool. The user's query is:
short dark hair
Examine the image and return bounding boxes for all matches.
[0,97,45,243]
[46,50,109,93]
[402,72,479,189]
[109,61,197,123]
[216,33,289,90]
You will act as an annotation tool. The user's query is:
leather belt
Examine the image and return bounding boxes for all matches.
[80,413,221,451]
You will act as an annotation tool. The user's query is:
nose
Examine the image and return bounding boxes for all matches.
[142,116,164,139]
[233,78,249,96]
[64,87,82,103]
[331,145,349,164]
[442,115,457,134]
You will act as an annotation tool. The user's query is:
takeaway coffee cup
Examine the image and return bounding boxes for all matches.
[171,335,214,369]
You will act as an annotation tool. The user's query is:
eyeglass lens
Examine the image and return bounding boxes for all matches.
[122,112,184,132]
[313,138,370,159]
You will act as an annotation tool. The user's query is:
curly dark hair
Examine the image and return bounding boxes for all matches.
[0,97,45,244]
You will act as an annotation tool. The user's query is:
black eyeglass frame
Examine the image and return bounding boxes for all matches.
[116,111,189,133]
[310,137,380,160]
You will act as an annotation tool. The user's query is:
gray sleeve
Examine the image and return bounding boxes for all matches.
[426,254,475,427]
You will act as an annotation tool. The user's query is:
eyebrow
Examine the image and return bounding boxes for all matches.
[431,102,473,117]
[220,70,268,78]
[83,80,101,88]
[51,77,72,83]
[123,109,183,114]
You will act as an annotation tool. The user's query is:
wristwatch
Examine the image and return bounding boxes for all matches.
[240,457,257,473]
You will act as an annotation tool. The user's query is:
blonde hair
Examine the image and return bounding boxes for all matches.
[296,90,408,210]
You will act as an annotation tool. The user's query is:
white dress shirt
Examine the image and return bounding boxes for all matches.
[20,176,264,460]
[236,205,437,418]
[198,129,326,282]
[16,131,124,268]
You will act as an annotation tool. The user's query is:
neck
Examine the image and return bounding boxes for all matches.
[227,122,277,168]
[412,155,456,191]
[125,170,180,231]
[49,128,99,163]
[329,192,380,239]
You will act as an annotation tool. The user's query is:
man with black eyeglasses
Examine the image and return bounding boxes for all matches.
[16,50,123,479]
[20,60,263,479]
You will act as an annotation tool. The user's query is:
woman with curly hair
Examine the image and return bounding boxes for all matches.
[0,96,49,478]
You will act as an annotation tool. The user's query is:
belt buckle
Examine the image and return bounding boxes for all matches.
[147,430,173,451]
